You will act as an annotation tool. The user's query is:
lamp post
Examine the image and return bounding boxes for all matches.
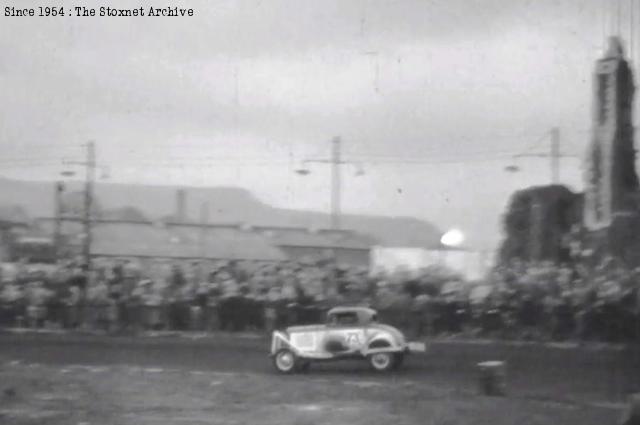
[330,137,341,229]
[504,127,576,184]
[54,170,77,261]
[62,142,96,271]
[54,180,64,260]
[65,141,96,272]
[295,137,364,230]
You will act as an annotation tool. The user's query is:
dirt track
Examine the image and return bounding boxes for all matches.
[0,332,633,424]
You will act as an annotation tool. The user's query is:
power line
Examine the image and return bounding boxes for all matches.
[0,150,585,170]
[0,161,62,168]
[516,130,553,156]
[102,154,583,168]
[109,134,589,163]
[0,157,71,164]
[0,127,590,171]
[0,142,80,150]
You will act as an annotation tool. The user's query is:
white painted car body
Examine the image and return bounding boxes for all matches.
[270,306,426,373]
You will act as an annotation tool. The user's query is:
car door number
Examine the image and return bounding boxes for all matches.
[345,332,360,347]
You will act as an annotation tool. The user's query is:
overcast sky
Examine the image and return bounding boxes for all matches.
[1,0,637,250]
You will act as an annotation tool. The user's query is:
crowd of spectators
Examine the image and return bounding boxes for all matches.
[0,256,639,343]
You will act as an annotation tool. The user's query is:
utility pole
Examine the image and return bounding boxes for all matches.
[82,142,96,271]
[550,127,560,184]
[53,181,64,260]
[510,127,573,184]
[199,201,209,258]
[331,137,341,229]
[296,136,359,230]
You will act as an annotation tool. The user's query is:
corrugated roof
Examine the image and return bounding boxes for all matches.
[34,219,372,260]
[90,222,287,261]
[262,227,373,250]
[0,205,29,225]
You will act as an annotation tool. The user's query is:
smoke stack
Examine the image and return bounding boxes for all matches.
[176,189,187,223]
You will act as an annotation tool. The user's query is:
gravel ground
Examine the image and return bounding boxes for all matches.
[0,358,622,425]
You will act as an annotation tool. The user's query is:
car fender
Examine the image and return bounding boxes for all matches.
[271,330,301,356]
[363,333,403,356]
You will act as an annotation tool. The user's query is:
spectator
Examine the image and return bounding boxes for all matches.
[1,253,639,344]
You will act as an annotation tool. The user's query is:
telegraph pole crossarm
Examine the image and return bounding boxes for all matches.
[508,127,582,184]
[295,136,359,230]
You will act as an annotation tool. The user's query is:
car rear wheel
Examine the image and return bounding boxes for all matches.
[368,352,395,372]
[273,349,298,374]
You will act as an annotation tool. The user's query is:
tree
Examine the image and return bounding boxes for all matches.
[499,185,581,264]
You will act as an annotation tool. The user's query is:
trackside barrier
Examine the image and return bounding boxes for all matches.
[477,360,507,396]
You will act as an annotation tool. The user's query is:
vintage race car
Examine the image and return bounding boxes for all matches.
[270,306,426,373]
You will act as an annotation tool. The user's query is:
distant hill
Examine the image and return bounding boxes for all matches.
[0,177,442,248]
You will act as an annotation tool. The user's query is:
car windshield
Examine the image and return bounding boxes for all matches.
[328,312,359,326]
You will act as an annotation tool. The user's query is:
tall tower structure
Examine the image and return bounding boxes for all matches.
[584,36,639,231]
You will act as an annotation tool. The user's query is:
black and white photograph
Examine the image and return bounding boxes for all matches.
[1,1,640,424]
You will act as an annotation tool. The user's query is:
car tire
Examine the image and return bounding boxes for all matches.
[368,352,395,372]
[273,349,298,374]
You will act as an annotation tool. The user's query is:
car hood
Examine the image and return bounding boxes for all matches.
[286,324,327,333]
[284,323,405,342]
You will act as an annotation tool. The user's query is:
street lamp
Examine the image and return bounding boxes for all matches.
[503,127,581,184]
[54,170,77,261]
[294,137,365,229]
[64,142,96,271]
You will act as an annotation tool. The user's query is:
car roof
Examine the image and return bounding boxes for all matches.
[327,306,377,317]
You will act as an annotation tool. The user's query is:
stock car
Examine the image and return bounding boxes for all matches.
[270,306,426,373]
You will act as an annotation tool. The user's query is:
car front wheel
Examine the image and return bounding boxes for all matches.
[368,352,395,372]
[273,349,298,374]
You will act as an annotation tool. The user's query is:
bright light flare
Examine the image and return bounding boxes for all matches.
[441,228,465,247]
